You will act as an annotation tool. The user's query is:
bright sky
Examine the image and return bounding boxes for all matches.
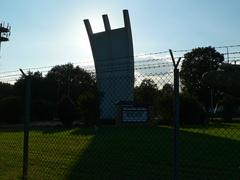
[1,0,240,72]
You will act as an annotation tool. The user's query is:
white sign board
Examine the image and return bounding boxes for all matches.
[122,107,148,122]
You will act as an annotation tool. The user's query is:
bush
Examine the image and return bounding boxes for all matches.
[222,95,240,122]
[156,94,207,125]
[155,95,173,124]
[32,100,55,122]
[57,96,76,127]
[180,94,207,125]
[77,92,99,128]
[0,96,24,124]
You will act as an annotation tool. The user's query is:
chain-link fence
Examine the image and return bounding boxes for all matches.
[0,53,240,179]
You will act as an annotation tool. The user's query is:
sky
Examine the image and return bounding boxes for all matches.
[1,0,240,72]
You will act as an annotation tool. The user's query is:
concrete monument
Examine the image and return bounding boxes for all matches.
[84,10,134,122]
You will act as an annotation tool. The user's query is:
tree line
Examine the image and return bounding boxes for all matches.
[0,46,239,126]
[0,63,99,127]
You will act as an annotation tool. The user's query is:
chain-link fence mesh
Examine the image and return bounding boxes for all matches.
[0,55,240,179]
[0,125,23,179]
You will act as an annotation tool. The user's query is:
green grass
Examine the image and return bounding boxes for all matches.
[0,123,240,180]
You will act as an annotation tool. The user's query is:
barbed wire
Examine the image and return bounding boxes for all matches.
[1,44,240,83]
[0,61,173,80]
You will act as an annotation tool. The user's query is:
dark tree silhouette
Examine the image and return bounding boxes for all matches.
[0,82,14,98]
[46,63,97,102]
[203,63,240,97]
[161,83,174,96]
[135,78,159,105]
[180,47,224,109]
[14,71,44,100]
[203,63,240,122]
[9,64,98,123]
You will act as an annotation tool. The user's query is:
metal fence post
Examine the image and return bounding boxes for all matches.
[169,50,181,180]
[173,68,180,180]
[20,69,31,180]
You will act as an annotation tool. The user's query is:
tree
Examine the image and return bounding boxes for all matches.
[202,63,240,97]
[180,46,224,109]
[14,71,45,100]
[0,96,23,124]
[161,83,174,96]
[46,63,97,102]
[12,64,98,123]
[57,96,76,127]
[134,78,159,105]
[0,82,14,98]
[203,63,240,122]
[77,92,100,127]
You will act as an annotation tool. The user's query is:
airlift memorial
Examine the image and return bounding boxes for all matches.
[84,10,150,125]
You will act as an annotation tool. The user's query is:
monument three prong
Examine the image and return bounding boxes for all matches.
[84,10,134,123]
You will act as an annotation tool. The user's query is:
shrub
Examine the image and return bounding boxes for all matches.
[57,96,76,127]
[156,94,207,125]
[222,95,240,122]
[32,100,55,122]
[0,96,24,124]
[77,92,99,128]
[155,95,173,124]
[180,94,207,125]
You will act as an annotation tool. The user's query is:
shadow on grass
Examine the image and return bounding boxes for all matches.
[68,126,240,180]
[68,127,173,180]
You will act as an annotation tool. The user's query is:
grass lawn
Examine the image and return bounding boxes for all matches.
[0,123,239,180]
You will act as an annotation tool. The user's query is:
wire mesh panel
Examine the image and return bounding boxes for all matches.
[24,62,175,180]
[0,125,23,179]
[179,123,240,179]
[177,50,240,179]
[0,46,240,179]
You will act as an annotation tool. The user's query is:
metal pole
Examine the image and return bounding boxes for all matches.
[21,70,31,180]
[173,68,180,180]
[169,50,181,180]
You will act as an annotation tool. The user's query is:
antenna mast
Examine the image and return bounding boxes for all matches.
[0,22,11,54]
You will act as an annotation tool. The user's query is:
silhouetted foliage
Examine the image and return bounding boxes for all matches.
[222,95,240,122]
[57,96,76,127]
[31,100,55,122]
[180,94,207,125]
[161,83,174,96]
[77,92,100,128]
[180,47,224,109]
[4,64,98,123]
[0,82,14,98]
[46,63,97,102]
[0,96,23,124]
[14,71,44,98]
[202,63,240,98]
[156,93,207,125]
[135,79,159,105]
